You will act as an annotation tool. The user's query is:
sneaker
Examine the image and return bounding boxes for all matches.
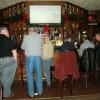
[3,91,14,98]
[34,93,38,96]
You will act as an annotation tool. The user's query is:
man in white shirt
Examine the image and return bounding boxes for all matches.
[21,27,43,97]
[78,36,95,57]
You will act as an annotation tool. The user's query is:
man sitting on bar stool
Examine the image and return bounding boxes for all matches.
[59,36,75,52]
[78,35,95,72]
[78,35,95,58]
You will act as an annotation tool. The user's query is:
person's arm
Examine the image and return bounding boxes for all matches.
[21,36,27,50]
[12,49,17,62]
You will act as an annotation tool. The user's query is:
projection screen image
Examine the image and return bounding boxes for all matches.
[29,5,61,24]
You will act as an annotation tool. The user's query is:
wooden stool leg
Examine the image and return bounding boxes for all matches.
[60,81,63,98]
[85,73,88,88]
[20,65,24,87]
[69,76,73,95]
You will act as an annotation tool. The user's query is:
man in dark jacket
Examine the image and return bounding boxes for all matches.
[59,37,75,51]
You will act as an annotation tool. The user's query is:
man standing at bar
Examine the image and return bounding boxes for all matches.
[0,27,17,98]
[21,27,43,97]
[42,34,54,87]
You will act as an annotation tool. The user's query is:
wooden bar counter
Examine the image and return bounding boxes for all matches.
[15,51,79,82]
[15,51,60,80]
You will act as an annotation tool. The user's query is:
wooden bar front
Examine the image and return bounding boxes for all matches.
[15,51,59,80]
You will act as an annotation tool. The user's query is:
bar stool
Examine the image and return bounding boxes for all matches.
[50,51,79,98]
[79,48,95,88]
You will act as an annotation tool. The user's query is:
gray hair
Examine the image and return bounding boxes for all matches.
[96,33,100,36]
[28,27,38,33]
[0,27,8,34]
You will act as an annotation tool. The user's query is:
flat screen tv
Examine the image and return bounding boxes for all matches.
[29,5,61,24]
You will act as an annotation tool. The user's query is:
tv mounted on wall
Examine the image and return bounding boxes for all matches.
[29,5,61,24]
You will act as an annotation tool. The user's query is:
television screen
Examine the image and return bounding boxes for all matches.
[29,5,61,24]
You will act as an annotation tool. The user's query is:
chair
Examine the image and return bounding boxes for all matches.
[18,51,26,87]
[79,48,95,88]
[50,51,80,98]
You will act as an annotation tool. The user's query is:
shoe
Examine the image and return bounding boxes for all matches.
[34,92,39,96]
[9,91,15,97]
[28,95,34,98]
[27,94,34,98]
[3,91,14,98]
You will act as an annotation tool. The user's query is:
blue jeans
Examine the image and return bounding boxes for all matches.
[43,58,53,86]
[26,56,43,97]
[0,57,17,97]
